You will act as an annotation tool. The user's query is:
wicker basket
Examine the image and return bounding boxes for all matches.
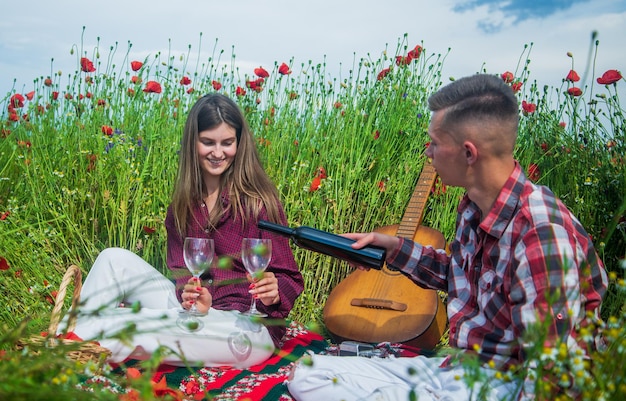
[16,264,112,364]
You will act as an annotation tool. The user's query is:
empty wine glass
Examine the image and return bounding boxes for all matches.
[177,237,214,332]
[241,238,272,317]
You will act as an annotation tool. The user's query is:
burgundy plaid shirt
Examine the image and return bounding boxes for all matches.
[165,193,303,345]
[388,162,607,369]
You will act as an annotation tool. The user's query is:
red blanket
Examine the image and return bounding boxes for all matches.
[151,322,327,400]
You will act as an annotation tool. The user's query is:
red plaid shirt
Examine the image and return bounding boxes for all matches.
[388,162,607,369]
[165,193,303,345]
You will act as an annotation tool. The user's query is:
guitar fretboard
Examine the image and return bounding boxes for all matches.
[395,162,437,240]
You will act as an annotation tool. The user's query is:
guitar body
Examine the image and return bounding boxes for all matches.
[323,162,448,349]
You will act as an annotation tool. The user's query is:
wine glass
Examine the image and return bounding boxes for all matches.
[241,238,272,317]
[177,237,214,332]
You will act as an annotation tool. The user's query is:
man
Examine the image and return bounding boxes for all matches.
[287,74,608,400]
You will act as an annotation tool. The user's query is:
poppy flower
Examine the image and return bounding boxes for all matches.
[565,69,580,82]
[101,125,114,136]
[567,87,583,97]
[130,61,143,71]
[317,167,327,179]
[180,76,191,86]
[377,68,391,81]
[373,130,380,140]
[559,121,567,128]
[44,77,52,87]
[246,78,264,93]
[309,176,322,192]
[278,63,291,75]
[235,86,247,97]
[501,71,514,84]
[212,80,222,91]
[596,69,622,85]
[143,81,162,94]
[9,94,25,108]
[334,101,342,109]
[407,45,422,60]
[377,181,386,192]
[25,91,35,101]
[0,257,9,271]
[254,67,269,78]
[131,75,142,84]
[521,100,536,115]
[80,57,96,73]
[511,81,522,93]
[527,163,540,181]
[395,55,412,66]
[143,226,156,235]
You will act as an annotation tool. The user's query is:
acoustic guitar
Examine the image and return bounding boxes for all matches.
[322,160,448,349]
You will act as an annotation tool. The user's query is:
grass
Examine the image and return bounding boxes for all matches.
[1,31,625,400]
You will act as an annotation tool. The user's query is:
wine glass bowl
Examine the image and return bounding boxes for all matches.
[241,238,272,317]
[177,237,214,332]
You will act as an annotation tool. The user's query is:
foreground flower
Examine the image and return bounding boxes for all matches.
[511,81,523,93]
[566,69,580,82]
[130,60,143,71]
[80,57,96,73]
[0,257,9,271]
[9,93,25,109]
[180,76,191,86]
[212,80,222,91]
[501,71,514,83]
[522,100,536,115]
[278,62,291,75]
[597,69,622,85]
[377,68,391,81]
[567,87,583,97]
[527,163,540,181]
[254,67,269,78]
[143,81,162,93]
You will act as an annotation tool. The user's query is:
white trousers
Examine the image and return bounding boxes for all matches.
[287,354,524,401]
[60,248,274,368]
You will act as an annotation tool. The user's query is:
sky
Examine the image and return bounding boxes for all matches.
[1,0,625,98]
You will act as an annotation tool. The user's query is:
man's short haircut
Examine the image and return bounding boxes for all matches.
[428,74,519,133]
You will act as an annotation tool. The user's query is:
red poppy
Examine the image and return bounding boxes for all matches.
[278,63,291,75]
[180,76,191,86]
[8,112,19,122]
[0,257,9,271]
[597,69,622,85]
[130,61,143,71]
[567,87,583,97]
[395,55,412,66]
[501,71,514,84]
[317,167,327,179]
[511,81,523,93]
[559,121,567,128]
[80,57,96,73]
[289,92,298,100]
[143,81,162,93]
[540,143,548,153]
[334,101,342,109]
[52,91,59,100]
[187,87,195,94]
[407,45,422,60]
[212,80,222,91]
[521,100,536,115]
[373,130,380,140]
[246,78,264,93]
[9,94,25,108]
[25,91,35,101]
[565,69,580,82]
[101,125,114,136]
[309,176,322,192]
[97,99,106,106]
[127,88,135,96]
[377,68,391,81]
[254,67,269,78]
[44,77,52,87]
[235,86,247,97]
[143,226,156,235]
[527,163,540,181]
[131,75,142,84]
[377,181,386,192]
[64,93,73,100]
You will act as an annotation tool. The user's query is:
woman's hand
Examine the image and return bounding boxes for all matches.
[181,277,212,314]
[248,271,280,306]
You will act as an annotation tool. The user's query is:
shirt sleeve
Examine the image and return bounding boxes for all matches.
[387,237,450,291]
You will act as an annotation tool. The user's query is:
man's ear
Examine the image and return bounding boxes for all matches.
[463,141,478,165]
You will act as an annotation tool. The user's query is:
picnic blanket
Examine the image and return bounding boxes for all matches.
[121,321,327,401]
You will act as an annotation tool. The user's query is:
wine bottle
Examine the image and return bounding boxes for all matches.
[258,220,386,269]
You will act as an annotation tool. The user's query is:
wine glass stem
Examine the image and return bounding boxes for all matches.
[190,274,201,314]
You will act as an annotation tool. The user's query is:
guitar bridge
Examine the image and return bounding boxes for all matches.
[350,298,408,311]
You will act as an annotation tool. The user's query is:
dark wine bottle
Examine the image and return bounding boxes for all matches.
[258,220,386,269]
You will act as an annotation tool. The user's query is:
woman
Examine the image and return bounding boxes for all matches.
[67,94,303,368]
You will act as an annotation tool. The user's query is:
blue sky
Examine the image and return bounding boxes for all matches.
[1,0,625,98]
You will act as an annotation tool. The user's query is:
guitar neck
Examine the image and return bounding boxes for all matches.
[395,161,437,239]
